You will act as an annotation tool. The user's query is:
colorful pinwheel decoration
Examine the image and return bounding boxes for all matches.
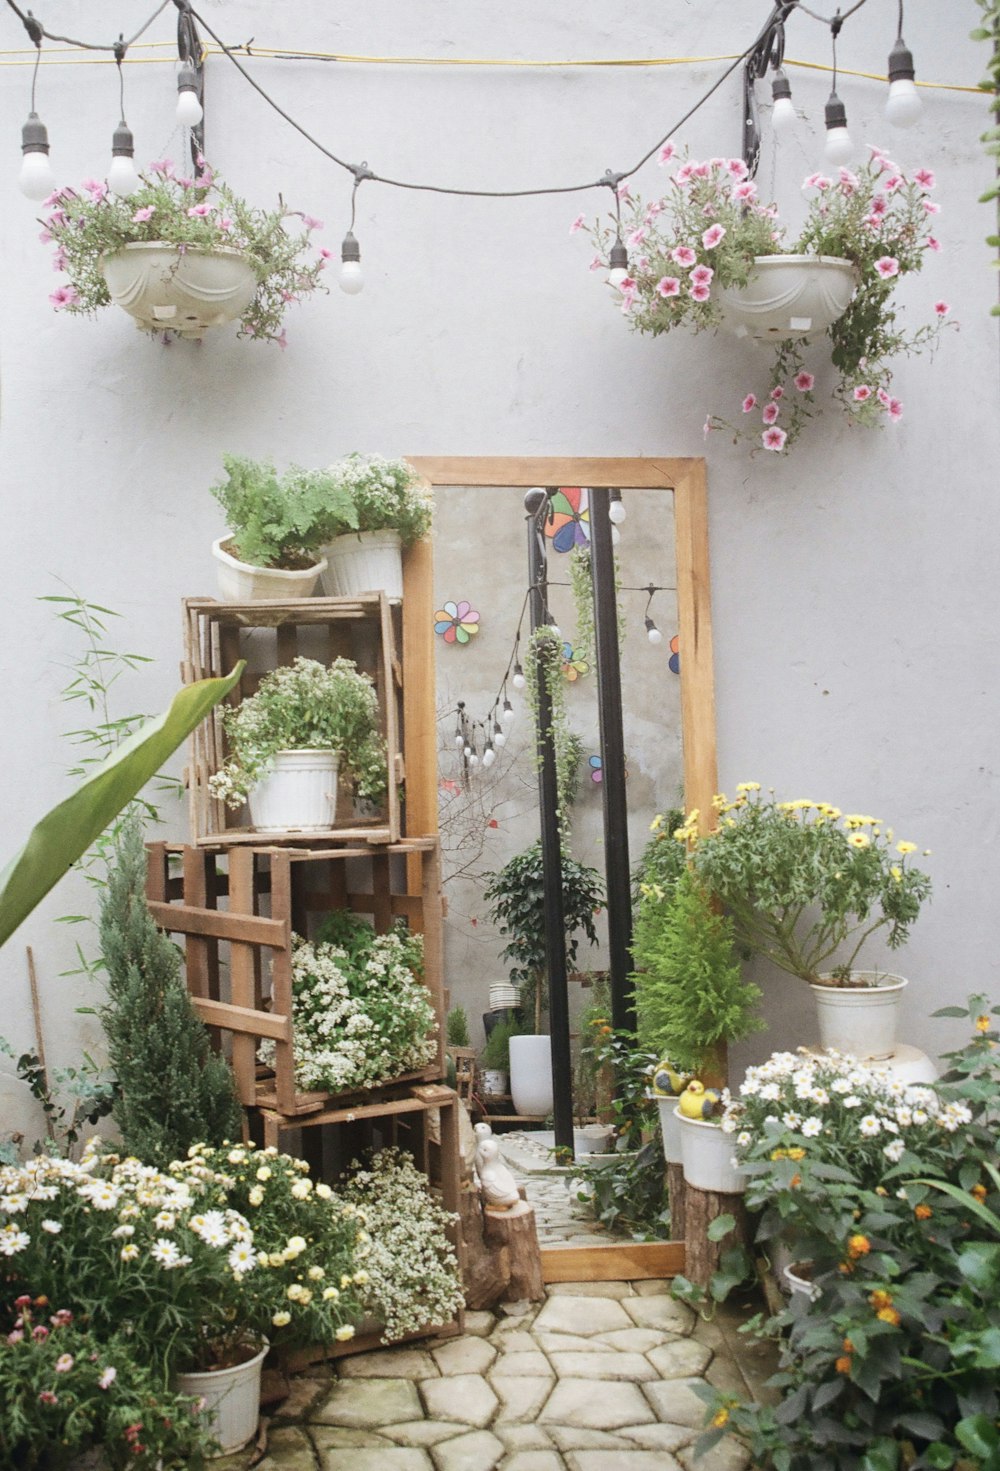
[434,600,480,645]
[544,487,590,552]
[561,642,590,682]
[669,634,680,675]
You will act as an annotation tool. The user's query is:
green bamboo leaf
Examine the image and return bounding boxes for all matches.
[0,666,243,949]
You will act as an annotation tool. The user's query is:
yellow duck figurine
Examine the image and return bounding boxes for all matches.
[677,1079,721,1120]
[651,1061,690,1098]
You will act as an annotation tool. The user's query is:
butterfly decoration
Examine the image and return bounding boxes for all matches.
[434,600,480,644]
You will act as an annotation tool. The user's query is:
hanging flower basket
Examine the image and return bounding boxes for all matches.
[99,242,258,339]
[716,254,856,342]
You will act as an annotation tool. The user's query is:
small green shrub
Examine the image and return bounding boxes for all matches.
[211,454,356,568]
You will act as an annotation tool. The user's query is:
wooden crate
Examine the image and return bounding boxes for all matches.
[146,838,445,1116]
[183,594,402,845]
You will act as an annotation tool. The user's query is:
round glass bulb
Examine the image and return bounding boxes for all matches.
[176,88,204,128]
[339,261,364,295]
[885,80,921,128]
[108,155,140,198]
[19,149,55,200]
[501,704,514,728]
[608,265,629,288]
[455,732,464,747]
[482,747,496,769]
[608,499,626,525]
[647,626,663,646]
[494,730,507,748]
[772,96,797,131]
[824,127,854,166]
[512,671,526,691]
[469,753,479,767]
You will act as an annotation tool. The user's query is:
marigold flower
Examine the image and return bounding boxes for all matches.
[842,1338,854,1353]
[914,1204,933,1220]
[847,1233,871,1258]
[835,1355,853,1374]
[972,1184,988,1202]
[869,1289,893,1310]
[711,1408,730,1427]
[877,1306,901,1326]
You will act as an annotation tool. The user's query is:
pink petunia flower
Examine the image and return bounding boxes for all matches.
[794,370,815,392]
[656,276,681,298]
[671,245,697,268]
[923,199,941,215]
[657,142,676,166]
[627,226,648,248]
[149,159,174,177]
[52,248,68,271]
[762,402,780,425]
[674,163,695,186]
[880,174,902,193]
[853,385,873,402]
[99,1367,118,1390]
[886,397,904,421]
[913,168,935,190]
[874,256,899,279]
[49,285,79,310]
[319,246,334,260]
[741,393,757,413]
[838,167,859,192]
[616,182,631,201]
[38,229,52,244]
[690,263,714,288]
[589,255,604,272]
[762,426,787,452]
[82,179,107,203]
[926,236,941,253]
[727,158,749,180]
[869,195,888,217]
[644,200,665,222]
[300,214,323,231]
[802,173,831,192]
[569,213,586,233]
[276,330,289,350]
[703,416,713,441]
[732,181,757,201]
[693,162,711,179]
[702,223,726,249]
[934,300,949,316]
[689,282,711,302]
[877,388,891,406]
[186,203,213,218]
[217,216,233,232]
[770,385,784,400]
[131,206,155,223]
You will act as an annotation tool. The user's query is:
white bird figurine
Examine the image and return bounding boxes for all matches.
[474,1133,521,1211]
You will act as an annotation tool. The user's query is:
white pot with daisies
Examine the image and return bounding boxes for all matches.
[580,145,952,455]
[319,455,434,602]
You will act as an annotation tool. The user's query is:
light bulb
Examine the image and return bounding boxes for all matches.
[611,525,621,548]
[493,722,507,748]
[109,121,139,198]
[771,69,797,132]
[823,91,854,165]
[482,745,496,769]
[176,62,204,127]
[607,235,629,289]
[463,744,472,758]
[469,752,479,768]
[455,730,464,747]
[19,113,54,200]
[340,230,364,294]
[645,618,663,646]
[608,497,626,525]
[886,38,920,128]
[512,664,526,691]
[501,700,514,728]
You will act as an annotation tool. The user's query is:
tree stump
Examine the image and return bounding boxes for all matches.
[683,1183,749,1290]
[458,1184,511,1310]
[483,1198,545,1302]
[667,1161,687,1241]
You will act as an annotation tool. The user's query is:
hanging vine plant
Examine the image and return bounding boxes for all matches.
[525,625,581,833]
[568,545,626,664]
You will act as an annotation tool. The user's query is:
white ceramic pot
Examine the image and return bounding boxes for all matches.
[676,1109,746,1194]
[247,750,339,832]
[717,254,856,341]
[320,529,404,600]
[509,1034,554,1118]
[212,537,326,602]
[489,982,520,1011]
[656,1095,684,1165]
[99,242,258,339]
[175,1338,268,1456]
[783,1262,821,1301]
[872,1044,938,1086]
[811,972,907,1061]
[481,1068,508,1098]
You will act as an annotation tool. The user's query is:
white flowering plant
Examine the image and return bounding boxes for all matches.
[672,784,932,985]
[169,1143,363,1355]
[208,656,387,811]
[321,454,434,546]
[259,917,436,1095]
[41,156,329,345]
[582,146,952,454]
[342,1148,464,1343]
[701,1000,1000,1470]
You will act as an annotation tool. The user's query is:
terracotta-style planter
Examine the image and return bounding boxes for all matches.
[99,242,258,339]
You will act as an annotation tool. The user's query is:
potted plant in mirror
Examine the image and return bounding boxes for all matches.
[41,156,329,343]
[479,1015,525,1101]
[680,785,932,1061]
[583,147,951,454]
[208,656,386,833]
[319,454,434,600]
[209,454,359,601]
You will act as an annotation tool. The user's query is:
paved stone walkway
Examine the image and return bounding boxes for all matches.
[220,1280,775,1471]
[496,1132,628,1246]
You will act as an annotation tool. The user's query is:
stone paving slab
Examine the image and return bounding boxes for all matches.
[540,1378,656,1429]
[532,1295,633,1337]
[314,1377,423,1427]
[547,1350,658,1382]
[318,1450,432,1471]
[567,1451,684,1471]
[431,1428,506,1470]
[420,1373,499,1427]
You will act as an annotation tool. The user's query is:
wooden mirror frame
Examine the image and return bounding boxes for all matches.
[401,456,718,840]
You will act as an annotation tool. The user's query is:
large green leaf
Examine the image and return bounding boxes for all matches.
[0,666,242,949]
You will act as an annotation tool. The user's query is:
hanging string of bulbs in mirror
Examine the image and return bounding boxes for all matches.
[442,495,674,785]
[11,0,928,297]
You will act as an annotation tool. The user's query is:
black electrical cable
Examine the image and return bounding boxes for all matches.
[3,0,172,53]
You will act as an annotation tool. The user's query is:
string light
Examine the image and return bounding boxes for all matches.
[823,17,853,166]
[608,490,627,525]
[493,718,506,749]
[18,21,54,201]
[643,583,663,645]
[512,661,526,691]
[886,2,920,128]
[770,68,797,130]
[176,58,203,126]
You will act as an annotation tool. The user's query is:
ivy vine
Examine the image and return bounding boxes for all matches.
[525,625,580,834]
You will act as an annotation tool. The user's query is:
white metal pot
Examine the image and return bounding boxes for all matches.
[320,529,404,600]
[212,537,326,602]
[247,750,339,832]
[676,1109,746,1194]
[175,1337,268,1456]
[481,1068,508,1098]
[811,972,908,1061]
[509,1034,554,1118]
[99,242,258,339]
[717,254,856,341]
[656,1095,684,1165]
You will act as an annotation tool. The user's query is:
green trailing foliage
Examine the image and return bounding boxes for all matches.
[631,867,764,1077]
[98,820,241,1165]
[972,1,1000,313]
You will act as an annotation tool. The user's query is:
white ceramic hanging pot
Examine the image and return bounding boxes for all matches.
[810,971,907,1061]
[212,537,326,602]
[716,254,856,341]
[676,1109,746,1194]
[509,1034,554,1118]
[99,242,258,339]
[247,750,339,832]
[320,529,404,601]
[175,1337,268,1457]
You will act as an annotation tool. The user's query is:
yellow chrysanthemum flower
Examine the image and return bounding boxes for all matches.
[895,840,917,855]
[847,833,870,849]
[736,782,761,793]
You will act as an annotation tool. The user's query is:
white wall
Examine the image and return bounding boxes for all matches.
[0,1,995,1138]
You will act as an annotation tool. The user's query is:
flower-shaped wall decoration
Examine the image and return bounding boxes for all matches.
[434,600,480,644]
[668,634,680,675]
[589,754,629,784]
[561,641,590,681]
[544,487,590,552]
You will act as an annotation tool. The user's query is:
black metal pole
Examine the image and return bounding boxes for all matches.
[588,488,635,1035]
[524,489,574,1158]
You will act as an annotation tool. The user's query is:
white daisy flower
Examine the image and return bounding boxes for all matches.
[859,1115,881,1137]
[801,1118,823,1138]
[883,1138,905,1162]
[150,1238,182,1268]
